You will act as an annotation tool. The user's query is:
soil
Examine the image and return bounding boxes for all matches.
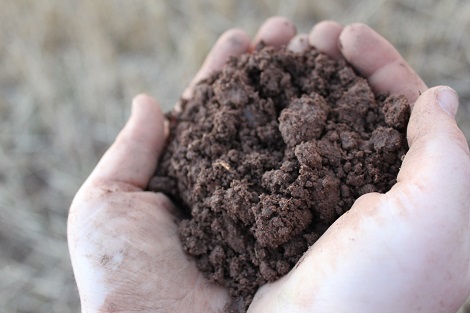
[149,45,410,312]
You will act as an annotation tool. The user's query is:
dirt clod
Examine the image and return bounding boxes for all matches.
[149,46,410,312]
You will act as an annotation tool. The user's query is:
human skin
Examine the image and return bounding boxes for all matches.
[68,17,470,313]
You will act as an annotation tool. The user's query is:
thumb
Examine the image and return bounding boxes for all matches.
[397,86,470,190]
[85,94,166,191]
[386,85,470,312]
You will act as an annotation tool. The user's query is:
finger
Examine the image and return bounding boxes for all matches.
[287,34,309,53]
[182,29,251,100]
[397,86,470,186]
[339,23,427,105]
[251,16,297,50]
[308,20,343,59]
[86,94,165,191]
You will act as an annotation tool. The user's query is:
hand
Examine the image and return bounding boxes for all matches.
[68,17,297,312]
[68,18,470,313]
[250,22,470,313]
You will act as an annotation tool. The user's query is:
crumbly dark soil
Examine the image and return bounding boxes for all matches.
[149,46,410,312]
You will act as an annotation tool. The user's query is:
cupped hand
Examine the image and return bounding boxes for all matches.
[68,17,296,313]
[68,18,470,313]
[250,22,470,313]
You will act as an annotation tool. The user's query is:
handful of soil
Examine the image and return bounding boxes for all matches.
[149,46,410,312]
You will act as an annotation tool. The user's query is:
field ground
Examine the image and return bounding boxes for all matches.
[0,0,469,312]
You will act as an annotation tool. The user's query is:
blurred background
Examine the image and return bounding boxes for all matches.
[0,0,469,312]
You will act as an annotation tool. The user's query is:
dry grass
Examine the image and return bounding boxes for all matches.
[0,0,469,312]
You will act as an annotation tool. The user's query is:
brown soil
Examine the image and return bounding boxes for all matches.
[149,46,410,312]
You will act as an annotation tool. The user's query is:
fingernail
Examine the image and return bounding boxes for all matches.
[437,86,459,118]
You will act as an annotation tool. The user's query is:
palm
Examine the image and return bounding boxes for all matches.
[69,188,228,312]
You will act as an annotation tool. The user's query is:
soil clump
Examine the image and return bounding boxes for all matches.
[149,46,410,312]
